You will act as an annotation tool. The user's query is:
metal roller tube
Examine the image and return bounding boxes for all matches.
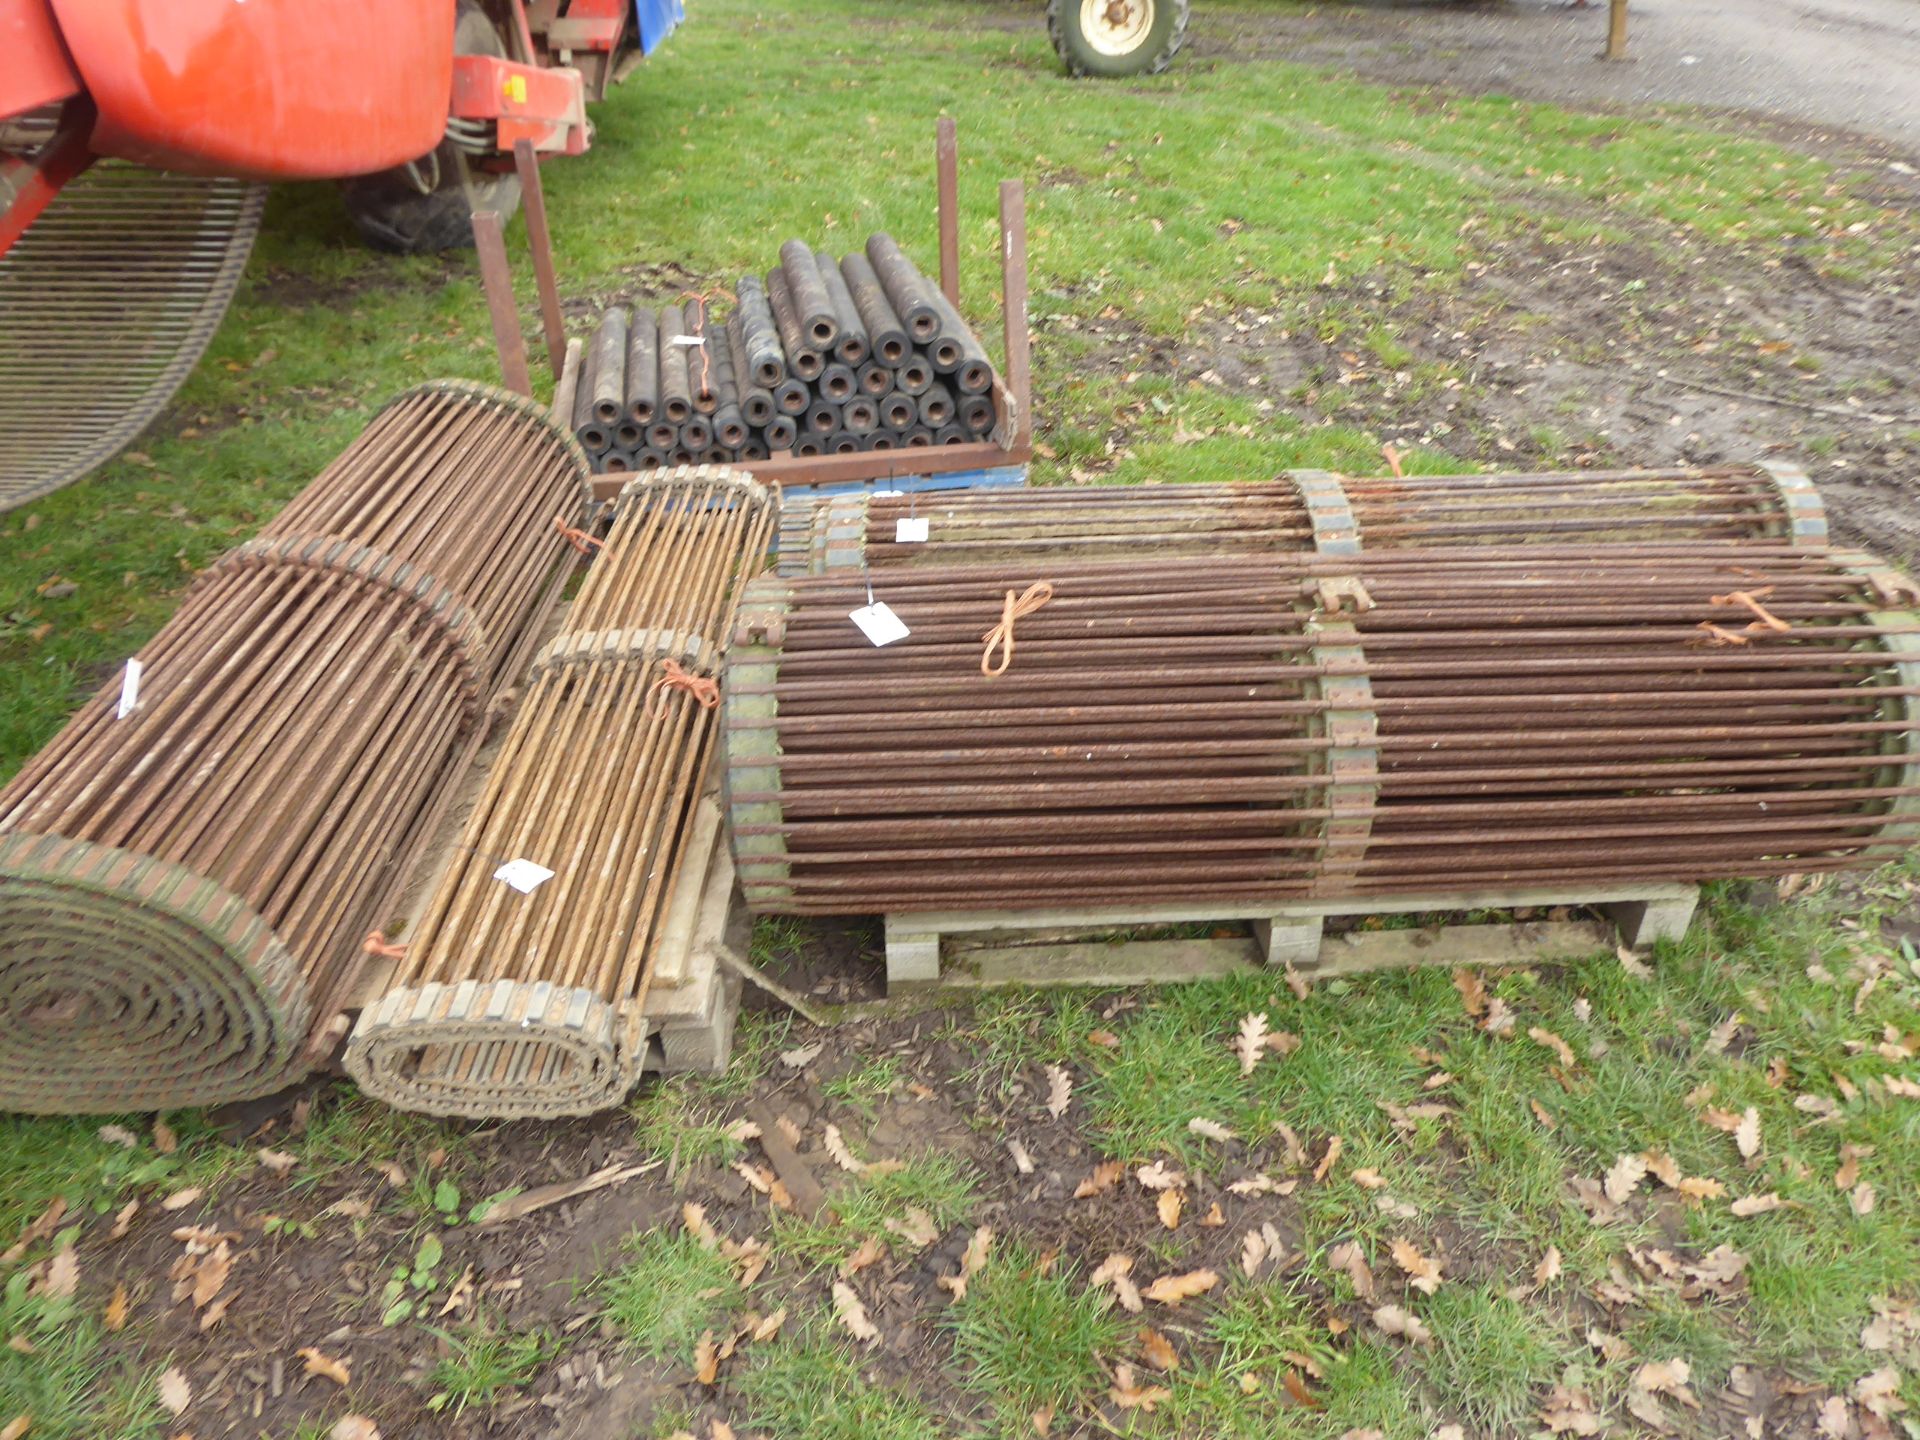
[734,275,788,389]
[925,286,997,394]
[658,304,693,425]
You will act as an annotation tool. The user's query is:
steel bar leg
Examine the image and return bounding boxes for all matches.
[512,140,567,381]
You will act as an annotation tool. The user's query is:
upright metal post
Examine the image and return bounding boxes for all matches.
[513,139,568,380]
[936,117,961,306]
[471,210,533,397]
[1604,0,1630,59]
[998,179,1031,456]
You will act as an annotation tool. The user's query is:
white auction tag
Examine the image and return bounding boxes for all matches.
[894,517,930,544]
[871,488,904,497]
[493,858,556,894]
[850,601,909,647]
[116,659,142,719]
[668,335,705,347]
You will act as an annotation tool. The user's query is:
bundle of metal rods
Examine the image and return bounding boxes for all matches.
[0,382,588,1113]
[784,464,1824,575]
[724,503,1919,917]
[345,466,776,1118]
[567,234,1001,474]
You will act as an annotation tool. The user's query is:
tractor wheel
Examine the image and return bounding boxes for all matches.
[1047,0,1191,77]
[339,4,522,254]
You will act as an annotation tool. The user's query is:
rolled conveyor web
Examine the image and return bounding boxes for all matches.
[0,161,267,512]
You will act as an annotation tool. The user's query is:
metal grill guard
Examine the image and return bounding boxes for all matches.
[345,467,775,1119]
[724,469,1919,918]
[0,382,587,1113]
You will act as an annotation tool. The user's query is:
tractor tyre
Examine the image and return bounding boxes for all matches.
[339,4,523,254]
[1047,0,1191,77]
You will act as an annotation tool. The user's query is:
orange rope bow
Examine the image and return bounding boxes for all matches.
[650,658,721,716]
[1381,443,1406,479]
[362,929,408,960]
[1711,587,1791,634]
[981,580,1054,677]
[553,514,604,555]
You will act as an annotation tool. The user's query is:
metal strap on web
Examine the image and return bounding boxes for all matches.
[1757,460,1829,547]
[810,495,869,574]
[1832,551,1920,846]
[721,577,794,911]
[532,625,709,677]
[1292,469,1378,894]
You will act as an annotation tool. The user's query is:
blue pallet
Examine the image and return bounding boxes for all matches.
[778,464,1028,503]
[771,464,1029,567]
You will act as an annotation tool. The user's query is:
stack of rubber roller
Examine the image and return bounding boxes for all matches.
[568,234,1001,473]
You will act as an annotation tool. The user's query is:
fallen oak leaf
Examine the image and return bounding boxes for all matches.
[750,1307,787,1342]
[1312,1135,1342,1182]
[38,1246,77,1302]
[1227,1173,1296,1197]
[1372,1304,1432,1346]
[103,1284,129,1331]
[299,1347,351,1386]
[1135,1162,1185,1191]
[1137,1325,1179,1371]
[1729,1192,1787,1217]
[158,1367,192,1415]
[0,1419,28,1440]
[840,1236,886,1278]
[1144,1269,1217,1307]
[937,1226,994,1301]
[822,1125,865,1174]
[1187,1117,1235,1143]
[694,1329,720,1386]
[683,1202,719,1250]
[1236,1012,1271,1076]
[159,1187,202,1212]
[1528,1026,1577,1069]
[1074,1161,1122,1199]
[1156,1189,1183,1230]
[1109,1362,1171,1412]
[1199,1202,1224,1228]
[1090,1252,1143,1313]
[883,1207,938,1250]
[831,1282,879,1346]
[1605,1152,1649,1205]
[152,1117,177,1154]
[1389,1238,1444,1295]
[330,1419,381,1440]
[1045,1066,1073,1119]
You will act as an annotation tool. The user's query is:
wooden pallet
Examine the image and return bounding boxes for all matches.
[881,883,1698,993]
[629,794,749,1077]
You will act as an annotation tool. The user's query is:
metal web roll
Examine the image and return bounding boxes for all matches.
[780,464,1824,576]
[723,530,1919,917]
[0,382,587,1113]
[346,466,776,1119]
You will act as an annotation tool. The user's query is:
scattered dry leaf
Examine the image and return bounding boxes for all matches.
[694,1330,720,1386]
[1328,1241,1375,1299]
[1045,1066,1072,1119]
[98,1125,137,1149]
[1453,968,1487,1017]
[330,1420,380,1440]
[1276,1122,1308,1168]
[1529,1027,1577,1069]
[779,1042,823,1069]
[1854,1367,1905,1419]
[683,1203,718,1250]
[1187,1117,1235,1143]
[1352,1168,1385,1190]
[1817,1395,1851,1438]
[1312,1135,1343,1182]
[299,1347,351,1387]
[831,1282,879,1345]
[103,1285,129,1332]
[1534,1247,1562,1287]
[1372,1305,1432,1346]
[1851,1181,1877,1215]
[1236,1012,1271,1076]
[938,1227,994,1301]
[823,1126,864,1174]
[1199,1202,1224,1227]
[750,1307,787,1342]
[159,1188,202,1213]
[883,1207,938,1250]
[1605,1153,1649,1205]
[39,1247,77,1302]
[1227,1173,1295,1196]
[0,1418,28,1440]
[1135,1162,1185,1192]
[841,1236,886,1278]
[152,1117,178,1154]
[1109,1362,1171,1412]
[255,1149,296,1176]
[1735,1107,1762,1160]
[1156,1189,1183,1230]
[1730,1192,1786,1217]
[1144,1269,1217,1306]
[1539,1384,1605,1436]
[1389,1238,1444,1295]
[1074,1162,1122,1199]
[1137,1326,1179,1371]
[158,1367,191,1415]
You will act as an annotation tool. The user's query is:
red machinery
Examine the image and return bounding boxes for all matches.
[0,0,680,509]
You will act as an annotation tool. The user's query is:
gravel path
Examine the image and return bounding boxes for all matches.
[1192,0,1920,156]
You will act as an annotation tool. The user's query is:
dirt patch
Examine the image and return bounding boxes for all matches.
[1057,210,1920,562]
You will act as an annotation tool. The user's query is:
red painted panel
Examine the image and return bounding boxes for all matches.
[47,0,455,178]
[0,0,82,116]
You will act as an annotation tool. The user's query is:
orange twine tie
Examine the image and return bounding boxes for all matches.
[362,929,408,960]
[1711,587,1791,634]
[981,580,1054,678]
[553,514,604,555]
[650,658,720,717]
[1381,443,1406,478]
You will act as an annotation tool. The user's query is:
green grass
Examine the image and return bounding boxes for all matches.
[773,1153,978,1270]
[0,1112,253,1239]
[601,1229,743,1364]
[424,1315,552,1416]
[0,1275,165,1440]
[948,1243,1129,1427]
[1414,1284,1573,1431]
[736,1319,943,1440]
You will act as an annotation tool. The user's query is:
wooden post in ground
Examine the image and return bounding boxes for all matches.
[1603,0,1630,60]
[470,210,532,397]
